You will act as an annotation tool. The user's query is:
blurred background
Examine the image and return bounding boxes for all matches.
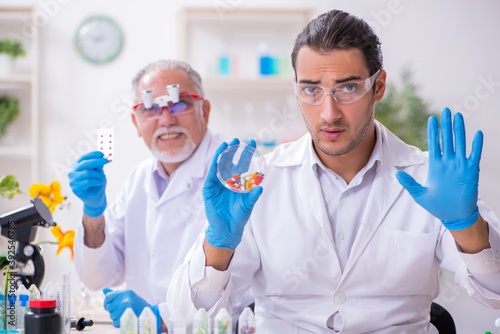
[0,0,499,332]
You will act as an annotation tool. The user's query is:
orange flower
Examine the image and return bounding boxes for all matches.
[50,226,75,261]
[29,181,65,213]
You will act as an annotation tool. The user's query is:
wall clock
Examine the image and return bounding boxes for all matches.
[75,15,123,64]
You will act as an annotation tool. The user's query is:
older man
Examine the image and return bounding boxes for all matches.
[69,60,233,333]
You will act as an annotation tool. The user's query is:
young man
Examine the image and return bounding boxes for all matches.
[167,10,500,333]
[69,60,232,333]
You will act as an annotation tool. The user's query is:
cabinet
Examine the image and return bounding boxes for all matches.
[177,7,314,152]
[0,6,39,211]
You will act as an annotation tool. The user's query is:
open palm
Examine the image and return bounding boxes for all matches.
[396,108,482,229]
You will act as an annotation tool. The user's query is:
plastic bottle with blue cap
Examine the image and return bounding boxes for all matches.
[0,289,5,330]
[16,284,29,332]
[17,294,29,332]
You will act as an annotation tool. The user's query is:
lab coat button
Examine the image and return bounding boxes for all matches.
[484,260,491,266]
[340,233,346,240]
[334,292,346,304]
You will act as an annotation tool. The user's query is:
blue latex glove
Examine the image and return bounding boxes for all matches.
[103,288,161,333]
[396,108,483,230]
[68,151,109,217]
[204,138,264,249]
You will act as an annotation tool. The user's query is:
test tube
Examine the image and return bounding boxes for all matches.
[138,306,157,334]
[214,308,232,334]
[62,273,71,334]
[237,307,255,334]
[192,308,210,334]
[120,307,138,334]
[54,282,63,314]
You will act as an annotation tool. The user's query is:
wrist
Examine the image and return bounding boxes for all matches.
[203,238,234,271]
[449,214,490,253]
[442,207,479,231]
[83,200,107,218]
[82,215,106,248]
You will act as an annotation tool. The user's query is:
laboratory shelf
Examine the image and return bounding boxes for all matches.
[0,5,39,184]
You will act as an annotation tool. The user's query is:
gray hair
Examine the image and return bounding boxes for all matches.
[131,59,204,101]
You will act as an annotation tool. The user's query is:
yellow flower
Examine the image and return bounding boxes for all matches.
[29,181,65,212]
[50,226,75,261]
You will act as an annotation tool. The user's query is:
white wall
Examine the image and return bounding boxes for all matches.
[1,0,499,332]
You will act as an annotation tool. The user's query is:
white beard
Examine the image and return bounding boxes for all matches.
[151,126,196,163]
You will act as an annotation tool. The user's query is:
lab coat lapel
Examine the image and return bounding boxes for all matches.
[273,134,341,272]
[297,163,335,246]
[342,163,402,276]
[141,158,190,206]
[294,137,341,272]
[342,122,425,277]
[144,162,160,202]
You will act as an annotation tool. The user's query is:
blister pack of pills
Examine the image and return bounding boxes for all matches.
[97,128,114,161]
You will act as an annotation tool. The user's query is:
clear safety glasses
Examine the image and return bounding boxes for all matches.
[294,69,381,105]
[132,94,203,119]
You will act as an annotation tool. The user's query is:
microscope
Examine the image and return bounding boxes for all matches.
[0,198,56,288]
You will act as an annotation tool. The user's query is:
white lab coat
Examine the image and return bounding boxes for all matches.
[74,130,228,322]
[167,122,500,333]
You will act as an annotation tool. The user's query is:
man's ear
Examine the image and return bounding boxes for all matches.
[202,99,211,125]
[131,112,142,137]
[374,69,387,102]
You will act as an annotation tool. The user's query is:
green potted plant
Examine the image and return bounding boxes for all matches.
[375,66,437,150]
[0,96,20,139]
[0,175,22,199]
[0,38,26,75]
[0,175,22,198]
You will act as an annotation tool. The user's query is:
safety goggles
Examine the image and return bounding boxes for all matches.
[132,94,203,119]
[294,69,381,105]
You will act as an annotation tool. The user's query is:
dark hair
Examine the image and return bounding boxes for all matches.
[291,10,383,79]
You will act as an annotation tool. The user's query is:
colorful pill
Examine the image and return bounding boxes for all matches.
[224,171,264,191]
[241,171,251,179]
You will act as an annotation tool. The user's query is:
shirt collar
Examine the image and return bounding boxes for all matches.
[309,123,383,179]
[153,160,170,181]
